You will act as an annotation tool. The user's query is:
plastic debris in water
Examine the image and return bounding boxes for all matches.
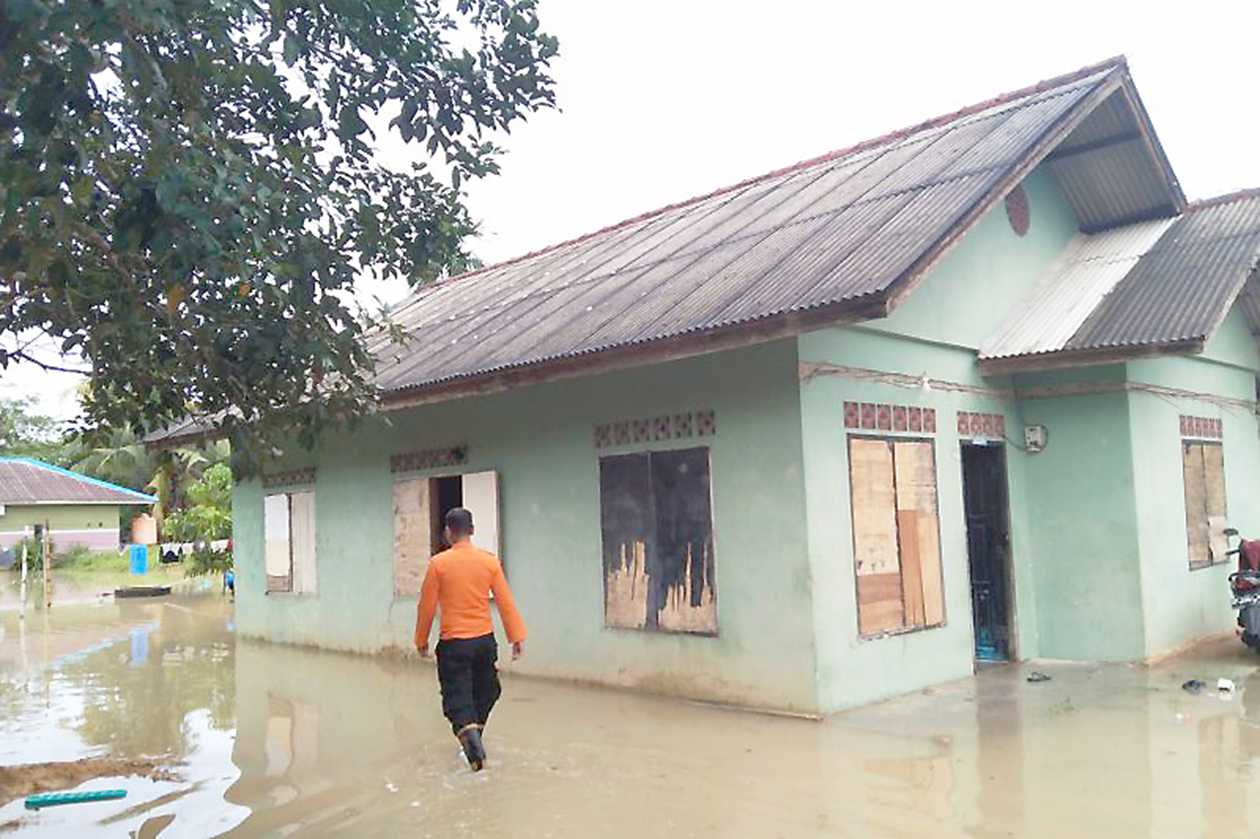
[1026,672,1051,683]
[25,789,127,810]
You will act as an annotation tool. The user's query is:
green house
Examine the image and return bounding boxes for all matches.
[161,57,1260,715]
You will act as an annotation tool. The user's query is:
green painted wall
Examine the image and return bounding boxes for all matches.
[798,166,1080,712]
[867,165,1080,349]
[1126,315,1260,657]
[799,328,1038,712]
[1011,306,1260,663]
[0,504,120,533]
[1200,307,1260,371]
[1012,365,1148,660]
[232,341,821,714]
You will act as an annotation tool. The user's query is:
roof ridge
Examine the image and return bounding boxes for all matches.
[1186,187,1260,212]
[2,456,157,503]
[399,55,1128,301]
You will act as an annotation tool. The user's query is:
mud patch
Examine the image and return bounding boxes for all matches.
[0,757,178,802]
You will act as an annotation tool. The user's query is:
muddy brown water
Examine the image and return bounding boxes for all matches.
[2,595,1260,837]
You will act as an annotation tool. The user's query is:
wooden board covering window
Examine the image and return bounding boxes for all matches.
[1204,444,1228,564]
[850,439,902,635]
[393,478,431,598]
[849,437,945,637]
[1184,441,1227,569]
[598,448,717,635]
[894,441,944,628]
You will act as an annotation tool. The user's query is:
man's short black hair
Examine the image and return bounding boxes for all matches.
[445,506,474,536]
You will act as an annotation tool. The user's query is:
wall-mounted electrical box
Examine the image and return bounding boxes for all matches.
[1024,425,1047,454]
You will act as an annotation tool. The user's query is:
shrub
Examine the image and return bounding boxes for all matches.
[8,535,53,572]
[186,544,232,578]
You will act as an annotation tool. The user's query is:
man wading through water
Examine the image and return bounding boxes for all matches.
[415,507,527,771]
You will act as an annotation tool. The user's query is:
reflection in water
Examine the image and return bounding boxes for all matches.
[2,597,1260,836]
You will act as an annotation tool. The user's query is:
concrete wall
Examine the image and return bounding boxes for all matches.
[1012,365,1147,660]
[1010,305,1260,662]
[232,341,821,714]
[0,504,121,551]
[867,166,1080,348]
[1127,307,1260,658]
[797,164,1080,712]
[799,329,1033,712]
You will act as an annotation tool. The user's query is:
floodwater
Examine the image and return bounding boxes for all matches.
[2,597,1260,837]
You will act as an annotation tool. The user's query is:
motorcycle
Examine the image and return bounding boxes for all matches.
[1226,527,1260,652]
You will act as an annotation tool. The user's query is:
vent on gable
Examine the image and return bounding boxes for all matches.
[1005,185,1030,236]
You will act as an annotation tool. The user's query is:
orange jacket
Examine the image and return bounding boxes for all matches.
[414,540,527,646]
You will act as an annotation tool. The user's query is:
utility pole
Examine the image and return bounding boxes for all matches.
[42,520,52,608]
[19,526,29,618]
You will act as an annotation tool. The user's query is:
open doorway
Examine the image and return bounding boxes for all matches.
[430,476,463,554]
[393,470,503,599]
[427,472,500,556]
[961,443,1013,662]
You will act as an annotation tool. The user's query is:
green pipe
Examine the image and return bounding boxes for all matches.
[24,789,127,810]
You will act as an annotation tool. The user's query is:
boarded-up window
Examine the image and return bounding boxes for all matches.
[264,490,317,594]
[848,437,944,636]
[1183,441,1227,569]
[391,471,501,598]
[393,478,431,598]
[599,447,717,635]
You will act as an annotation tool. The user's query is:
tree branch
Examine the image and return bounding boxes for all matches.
[9,350,91,376]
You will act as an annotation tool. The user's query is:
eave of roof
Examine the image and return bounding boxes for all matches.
[401,56,1137,296]
[373,58,1153,405]
[151,56,1199,447]
[980,188,1260,374]
[0,457,158,505]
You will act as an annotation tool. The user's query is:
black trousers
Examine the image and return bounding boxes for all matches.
[435,634,502,735]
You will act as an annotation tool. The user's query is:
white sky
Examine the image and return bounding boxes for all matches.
[5,0,1259,421]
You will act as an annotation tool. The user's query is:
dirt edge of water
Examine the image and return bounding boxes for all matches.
[0,756,180,802]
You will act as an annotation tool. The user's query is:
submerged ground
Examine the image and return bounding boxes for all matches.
[1,587,1259,837]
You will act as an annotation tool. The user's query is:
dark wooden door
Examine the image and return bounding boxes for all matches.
[961,444,1012,661]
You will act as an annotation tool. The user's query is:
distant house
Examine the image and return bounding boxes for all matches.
[0,457,157,552]
[154,57,1260,715]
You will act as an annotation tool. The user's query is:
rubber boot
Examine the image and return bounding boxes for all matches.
[457,724,486,771]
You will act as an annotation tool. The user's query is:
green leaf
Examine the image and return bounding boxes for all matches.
[283,34,299,66]
[0,0,558,475]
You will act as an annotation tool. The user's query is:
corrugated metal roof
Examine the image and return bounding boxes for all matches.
[981,191,1260,365]
[980,219,1176,359]
[0,458,157,506]
[373,59,1171,396]
[1066,192,1260,350]
[1045,91,1182,231]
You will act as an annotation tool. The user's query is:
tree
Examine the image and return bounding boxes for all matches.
[165,462,233,544]
[0,395,62,460]
[62,428,229,533]
[0,0,558,473]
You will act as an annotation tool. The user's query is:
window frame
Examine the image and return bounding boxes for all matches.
[263,487,317,596]
[596,444,719,637]
[846,433,947,640]
[1182,439,1227,571]
[389,468,502,601]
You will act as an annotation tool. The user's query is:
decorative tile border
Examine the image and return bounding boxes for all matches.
[845,402,935,434]
[595,410,715,449]
[389,445,468,473]
[1180,415,1222,440]
[262,467,317,489]
[957,411,1006,440]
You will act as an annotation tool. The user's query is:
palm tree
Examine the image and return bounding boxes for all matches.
[64,430,229,537]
